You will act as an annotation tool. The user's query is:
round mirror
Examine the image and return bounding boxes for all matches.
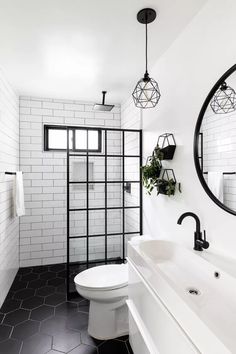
[194,64,236,215]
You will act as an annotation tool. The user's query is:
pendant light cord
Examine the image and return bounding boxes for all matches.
[145,21,148,75]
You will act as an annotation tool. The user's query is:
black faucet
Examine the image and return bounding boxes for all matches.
[177,212,209,251]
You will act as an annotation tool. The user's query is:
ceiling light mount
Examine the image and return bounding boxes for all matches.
[137,8,156,24]
[132,8,161,109]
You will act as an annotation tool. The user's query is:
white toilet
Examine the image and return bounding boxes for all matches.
[74,263,128,340]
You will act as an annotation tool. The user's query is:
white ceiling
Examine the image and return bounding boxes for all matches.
[0,0,206,104]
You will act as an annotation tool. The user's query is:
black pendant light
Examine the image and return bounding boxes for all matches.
[210,82,236,114]
[132,8,161,109]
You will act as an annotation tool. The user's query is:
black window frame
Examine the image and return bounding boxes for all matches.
[44,125,102,153]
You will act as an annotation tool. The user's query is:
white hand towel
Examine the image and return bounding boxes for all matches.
[13,171,25,217]
[207,172,224,203]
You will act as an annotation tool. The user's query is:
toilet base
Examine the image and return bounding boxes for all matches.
[88,297,129,340]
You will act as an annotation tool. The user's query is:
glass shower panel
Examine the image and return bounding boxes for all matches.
[69,211,87,237]
[124,131,140,156]
[107,183,122,208]
[107,209,122,234]
[107,130,122,155]
[124,182,140,207]
[89,210,105,236]
[124,157,140,181]
[107,157,122,181]
[89,183,105,209]
[125,208,140,233]
[88,236,105,262]
[107,235,122,260]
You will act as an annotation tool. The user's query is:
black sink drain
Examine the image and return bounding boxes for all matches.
[187,288,201,296]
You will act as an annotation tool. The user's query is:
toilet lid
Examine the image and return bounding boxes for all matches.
[74,264,128,291]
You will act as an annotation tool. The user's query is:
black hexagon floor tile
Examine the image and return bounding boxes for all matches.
[69,343,98,354]
[48,277,65,287]
[21,273,39,282]
[0,299,21,314]
[55,301,78,317]
[10,281,28,292]
[14,288,35,300]
[31,266,49,274]
[20,333,52,354]
[0,324,12,342]
[66,312,88,331]
[0,338,22,354]
[28,278,47,289]
[45,293,66,306]
[40,316,68,336]
[18,267,32,275]
[98,340,129,354]
[40,272,56,280]
[0,263,133,354]
[11,320,40,340]
[21,296,44,310]
[52,329,81,352]
[36,286,55,297]
[56,283,66,294]
[30,305,54,321]
[49,264,65,272]
[3,309,30,326]
[6,291,15,300]
[57,270,66,278]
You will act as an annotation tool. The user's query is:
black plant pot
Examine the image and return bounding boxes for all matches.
[160,145,176,160]
[157,180,176,195]
[157,183,168,195]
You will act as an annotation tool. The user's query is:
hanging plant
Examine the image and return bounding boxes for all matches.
[141,145,163,195]
[156,178,176,196]
[157,133,176,160]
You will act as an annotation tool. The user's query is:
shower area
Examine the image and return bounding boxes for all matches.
[66,126,142,298]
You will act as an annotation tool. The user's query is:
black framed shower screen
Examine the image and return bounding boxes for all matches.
[66,126,142,299]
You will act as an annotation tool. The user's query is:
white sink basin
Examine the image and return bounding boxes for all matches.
[128,238,236,354]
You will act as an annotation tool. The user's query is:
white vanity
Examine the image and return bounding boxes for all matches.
[127,238,236,354]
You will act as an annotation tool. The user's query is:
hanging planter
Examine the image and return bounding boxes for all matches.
[157,133,176,160]
[156,169,177,196]
[141,148,162,195]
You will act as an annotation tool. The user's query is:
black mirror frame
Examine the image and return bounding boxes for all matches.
[194,64,236,216]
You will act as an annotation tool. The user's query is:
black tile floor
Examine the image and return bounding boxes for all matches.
[0,263,133,354]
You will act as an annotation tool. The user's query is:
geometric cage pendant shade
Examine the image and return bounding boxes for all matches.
[132,8,161,109]
[210,81,236,114]
[132,72,161,109]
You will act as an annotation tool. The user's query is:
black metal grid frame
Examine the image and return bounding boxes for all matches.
[44,124,102,152]
[66,126,143,299]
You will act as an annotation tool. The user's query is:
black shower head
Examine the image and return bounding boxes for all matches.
[93,91,114,112]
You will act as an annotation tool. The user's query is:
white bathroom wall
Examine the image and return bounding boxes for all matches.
[0,68,19,306]
[19,96,122,266]
[122,0,236,259]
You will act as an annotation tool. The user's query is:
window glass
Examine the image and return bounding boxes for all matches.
[45,126,101,152]
[48,129,73,149]
[88,130,99,150]
[75,130,87,150]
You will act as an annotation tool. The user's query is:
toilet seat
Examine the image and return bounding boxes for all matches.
[74,264,128,291]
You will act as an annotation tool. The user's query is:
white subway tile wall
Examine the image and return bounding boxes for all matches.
[201,105,236,210]
[0,69,19,306]
[19,96,122,266]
